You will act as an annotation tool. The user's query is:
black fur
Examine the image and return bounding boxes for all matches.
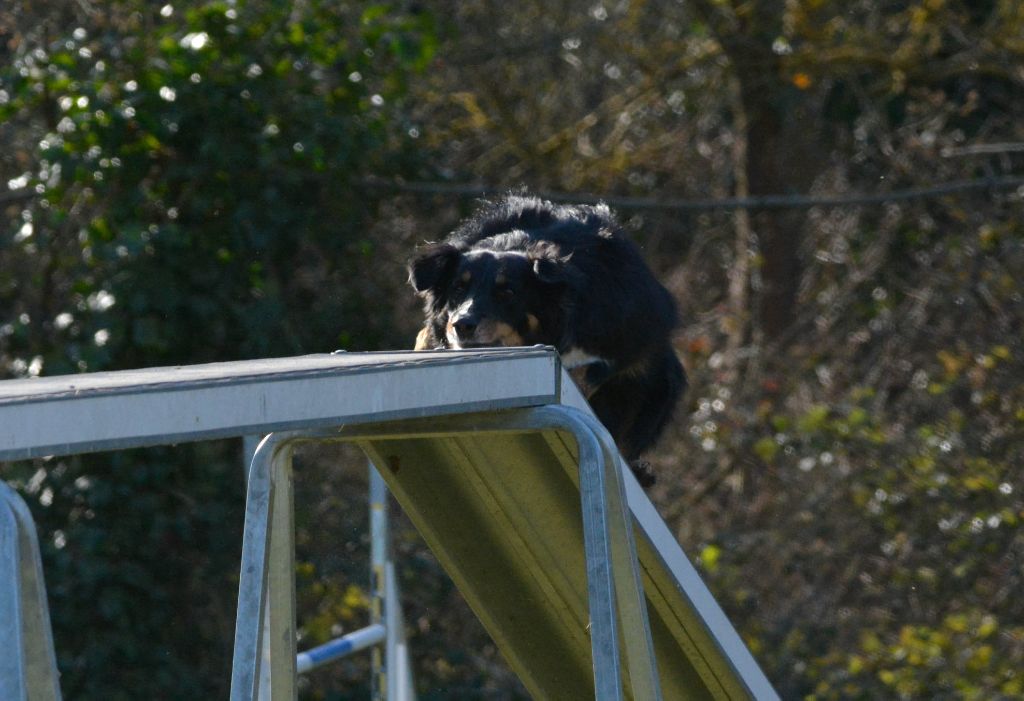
[408,195,686,485]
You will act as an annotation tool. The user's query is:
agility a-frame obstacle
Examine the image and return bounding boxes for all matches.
[0,348,779,700]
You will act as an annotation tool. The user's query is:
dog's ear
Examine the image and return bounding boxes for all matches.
[529,243,571,285]
[409,243,460,295]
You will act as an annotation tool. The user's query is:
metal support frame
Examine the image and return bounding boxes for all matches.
[1,350,778,700]
[229,405,661,700]
[0,481,62,701]
[231,434,299,700]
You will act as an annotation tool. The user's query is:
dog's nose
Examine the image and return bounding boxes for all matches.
[453,318,478,338]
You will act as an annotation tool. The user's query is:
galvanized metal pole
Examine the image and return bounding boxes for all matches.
[575,413,663,701]
[241,436,273,701]
[267,442,298,699]
[231,433,299,701]
[385,552,417,701]
[369,463,389,701]
[296,623,386,674]
[0,482,62,701]
[369,462,418,701]
[535,409,627,700]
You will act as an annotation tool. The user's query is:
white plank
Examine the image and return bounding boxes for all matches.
[0,349,559,460]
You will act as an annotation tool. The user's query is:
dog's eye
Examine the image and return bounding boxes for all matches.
[495,286,515,300]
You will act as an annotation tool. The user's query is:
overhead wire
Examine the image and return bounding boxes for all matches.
[357,175,1024,211]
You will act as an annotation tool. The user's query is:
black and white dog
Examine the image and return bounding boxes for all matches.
[409,195,685,485]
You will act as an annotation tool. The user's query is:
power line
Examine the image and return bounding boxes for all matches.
[357,174,1024,211]
[5,174,1021,214]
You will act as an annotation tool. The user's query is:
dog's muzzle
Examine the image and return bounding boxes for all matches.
[447,312,485,348]
[447,313,523,349]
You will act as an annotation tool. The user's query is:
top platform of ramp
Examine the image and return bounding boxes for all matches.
[0,348,559,461]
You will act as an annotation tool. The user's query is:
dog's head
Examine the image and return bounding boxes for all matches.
[409,242,568,348]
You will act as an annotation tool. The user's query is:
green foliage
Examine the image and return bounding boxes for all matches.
[809,611,1024,700]
[2,0,435,370]
[11,444,245,699]
[1,2,436,698]
[682,216,1024,698]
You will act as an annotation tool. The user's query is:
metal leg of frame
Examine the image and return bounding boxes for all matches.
[393,405,655,700]
[241,436,274,701]
[0,482,62,701]
[369,463,388,701]
[385,551,416,701]
[370,462,417,701]
[575,414,663,701]
[572,419,627,701]
[231,434,298,701]
[529,407,661,700]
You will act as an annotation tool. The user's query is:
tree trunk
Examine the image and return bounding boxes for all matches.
[694,2,820,340]
[739,73,805,338]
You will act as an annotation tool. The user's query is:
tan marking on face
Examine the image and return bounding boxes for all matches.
[526,314,541,334]
[495,272,507,286]
[414,327,432,351]
[460,270,472,283]
[474,320,524,347]
[494,321,525,346]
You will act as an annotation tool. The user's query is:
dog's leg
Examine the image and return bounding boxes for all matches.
[615,350,686,459]
[414,326,432,351]
[586,349,686,486]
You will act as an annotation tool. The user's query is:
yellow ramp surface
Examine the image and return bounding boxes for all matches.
[347,407,777,700]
